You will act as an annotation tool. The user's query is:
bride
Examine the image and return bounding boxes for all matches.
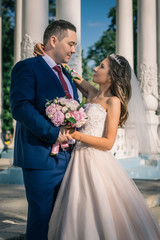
[34,44,160,239]
[46,54,160,240]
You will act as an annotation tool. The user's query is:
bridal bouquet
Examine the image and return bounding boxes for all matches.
[45,97,88,155]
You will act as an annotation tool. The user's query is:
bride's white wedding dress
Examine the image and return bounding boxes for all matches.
[48,103,160,240]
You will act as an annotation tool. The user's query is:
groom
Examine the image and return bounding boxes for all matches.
[10,20,79,240]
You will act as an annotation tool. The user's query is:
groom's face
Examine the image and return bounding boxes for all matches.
[52,29,77,64]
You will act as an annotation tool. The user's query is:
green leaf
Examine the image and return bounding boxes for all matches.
[68,117,77,124]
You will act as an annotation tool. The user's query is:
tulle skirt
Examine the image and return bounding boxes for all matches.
[48,147,160,240]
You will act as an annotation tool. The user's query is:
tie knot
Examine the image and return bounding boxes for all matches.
[53,65,61,73]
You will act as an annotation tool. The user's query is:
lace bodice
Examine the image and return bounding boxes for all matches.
[76,103,107,149]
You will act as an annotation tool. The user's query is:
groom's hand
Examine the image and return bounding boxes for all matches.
[57,126,73,144]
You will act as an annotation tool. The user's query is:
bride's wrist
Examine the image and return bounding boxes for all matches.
[71,131,82,141]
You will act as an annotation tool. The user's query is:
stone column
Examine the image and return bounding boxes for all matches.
[21,0,48,59]
[137,0,160,153]
[157,0,160,140]
[56,0,82,75]
[116,0,133,68]
[9,0,23,150]
[115,0,135,158]
[0,0,4,149]
[14,0,22,64]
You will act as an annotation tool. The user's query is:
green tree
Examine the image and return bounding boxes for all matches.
[133,0,138,73]
[1,0,15,134]
[86,0,137,70]
[1,0,56,135]
[82,50,93,81]
[49,0,56,22]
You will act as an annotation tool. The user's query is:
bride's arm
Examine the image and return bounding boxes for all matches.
[62,64,97,98]
[69,98,121,150]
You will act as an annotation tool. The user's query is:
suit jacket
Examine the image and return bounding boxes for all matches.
[10,55,79,169]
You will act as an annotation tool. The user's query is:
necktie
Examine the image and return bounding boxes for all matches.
[53,65,72,99]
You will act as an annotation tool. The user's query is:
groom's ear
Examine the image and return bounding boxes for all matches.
[50,35,57,48]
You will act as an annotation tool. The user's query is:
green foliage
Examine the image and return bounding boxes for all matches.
[133,0,137,73]
[107,7,116,31]
[87,30,116,66]
[82,50,93,82]
[1,0,15,133]
[49,0,56,22]
[86,1,138,71]
[1,0,56,134]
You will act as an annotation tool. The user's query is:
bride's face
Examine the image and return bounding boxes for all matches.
[93,58,111,84]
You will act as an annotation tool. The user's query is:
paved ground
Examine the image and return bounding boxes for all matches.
[0,160,160,240]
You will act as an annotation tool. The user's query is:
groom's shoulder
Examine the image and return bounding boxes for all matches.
[14,56,38,67]
[12,56,41,72]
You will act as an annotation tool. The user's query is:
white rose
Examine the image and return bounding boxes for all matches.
[48,114,53,119]
[62,106,68,113]
[65,113,71,119]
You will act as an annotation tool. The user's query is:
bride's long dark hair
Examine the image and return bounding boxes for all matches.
[108,55,132,127]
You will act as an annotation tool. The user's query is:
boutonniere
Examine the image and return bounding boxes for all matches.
[62,64,81,83]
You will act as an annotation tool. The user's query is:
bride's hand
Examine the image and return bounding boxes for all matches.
[66,128,76,136]
[33,43,45,56]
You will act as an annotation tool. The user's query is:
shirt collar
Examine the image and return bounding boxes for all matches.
[42,54,61,69]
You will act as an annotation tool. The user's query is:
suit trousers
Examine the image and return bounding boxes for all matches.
[22,150,71,240]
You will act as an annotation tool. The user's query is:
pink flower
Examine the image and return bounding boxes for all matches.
[72,111,82,122]
[55,105,62,111]
[46,104,56,116]
[51,111,65,126]
[45,97,88,156]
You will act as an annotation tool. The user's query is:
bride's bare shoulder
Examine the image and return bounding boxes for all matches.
[105,96,120,112]
[106,96,120,105]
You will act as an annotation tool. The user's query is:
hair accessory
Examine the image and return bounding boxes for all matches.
[110,54,122,66]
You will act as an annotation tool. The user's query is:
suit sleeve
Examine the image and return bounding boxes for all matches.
[10,60,60,144]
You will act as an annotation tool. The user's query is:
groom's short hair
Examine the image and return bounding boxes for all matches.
[43,19,77,46]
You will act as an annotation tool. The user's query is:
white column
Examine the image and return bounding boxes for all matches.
[21,0,48,59]
[14,0,22,64]
[157,0,160,141]
[56,0,82,75]
[0,0,4,149]
[116,0,133,68]
[137,0,160,153]
[115,0,135,158]
[9,0,23,150]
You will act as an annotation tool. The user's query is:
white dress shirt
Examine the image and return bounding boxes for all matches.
[42,54,74,98]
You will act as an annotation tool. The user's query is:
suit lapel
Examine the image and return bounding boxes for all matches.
[36,55,64,92]
[36,56,79,102]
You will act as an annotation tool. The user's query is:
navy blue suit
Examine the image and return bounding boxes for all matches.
[10,55,79,239]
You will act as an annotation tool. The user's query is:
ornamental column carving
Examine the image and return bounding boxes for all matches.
[137,0,160,153]
[21,0,48,60]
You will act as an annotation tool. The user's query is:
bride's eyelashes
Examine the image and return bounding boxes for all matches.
[99,64,105,69]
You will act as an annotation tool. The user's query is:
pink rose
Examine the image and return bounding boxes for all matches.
[51,111,65,126]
